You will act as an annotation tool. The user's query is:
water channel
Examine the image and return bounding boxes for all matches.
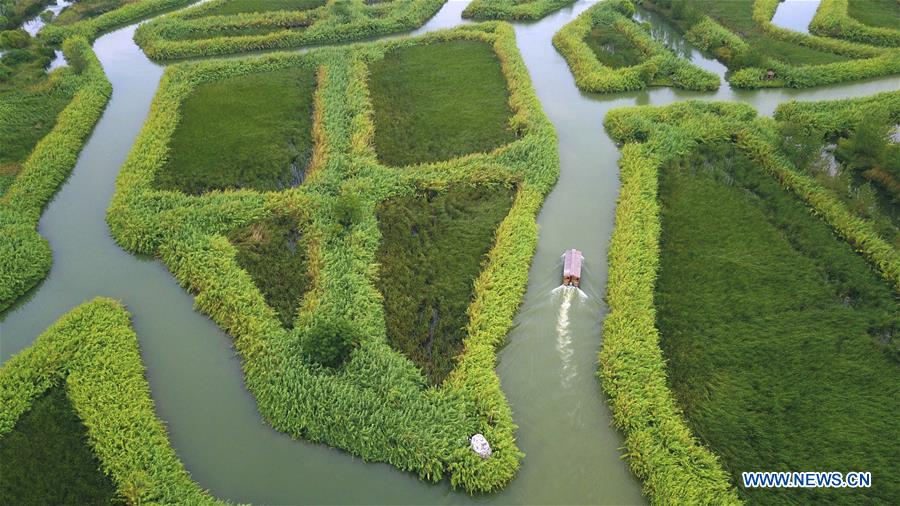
[1,1,898,504]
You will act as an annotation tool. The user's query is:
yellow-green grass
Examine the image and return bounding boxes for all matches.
[155,67,316,194]
[656,143,899,504]
[376,184,516,384]
[847,0,900,30]
[368,40,517,167]
[0,386,118,504]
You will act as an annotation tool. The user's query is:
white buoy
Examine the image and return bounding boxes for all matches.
[470,434,491,459]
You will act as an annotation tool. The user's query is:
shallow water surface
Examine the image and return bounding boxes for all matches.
[2,1,899,504]
[771,0,820,34]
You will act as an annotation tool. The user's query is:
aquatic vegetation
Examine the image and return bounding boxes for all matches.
[0,386,118,504]
[40,0,197,43]
[641,0,900,89]
[603,95,900,503]
[201,0,326,16]
[134,0,448,60]
[775,92,900,248]
[0,299,221,504]
[657,144,899,505]
[462,0,574,21]
[0,37,111,312]
[368,39,517,166]
[0,0,51,30]
[810,0,900,47]
[156,67,317,194]
[108,23,558,493]
[554,0,719,93]
[376,185,516,384]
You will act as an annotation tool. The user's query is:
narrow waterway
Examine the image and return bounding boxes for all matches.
[771,0,820,33]
[2,1,899,504]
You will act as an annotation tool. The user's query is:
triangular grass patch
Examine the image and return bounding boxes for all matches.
[0,385,117,505]
[228,208,315,330]
[376,183,517,385]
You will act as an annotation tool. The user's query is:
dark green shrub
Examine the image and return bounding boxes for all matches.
[299,314,360,368]
[0,29,29,49]
[333,192,364,229]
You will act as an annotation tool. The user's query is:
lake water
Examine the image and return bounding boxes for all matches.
[2,1,898,504]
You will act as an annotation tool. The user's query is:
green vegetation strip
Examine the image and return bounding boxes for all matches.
[810,0,900,47]
[134,0,448,60]
[462,0,575,21]
[553,0,718,93]
[603,95,900,503]
[0,298,221,504]
[0,37,111,312]
[642,0,900,88]
[40,0,199,44]
[108,22,558,493]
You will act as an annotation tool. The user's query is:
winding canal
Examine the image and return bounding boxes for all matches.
[1,1,898,504]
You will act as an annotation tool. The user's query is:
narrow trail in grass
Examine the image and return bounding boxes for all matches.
[1,1,898,504]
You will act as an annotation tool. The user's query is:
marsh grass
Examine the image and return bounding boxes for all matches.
[0,76,80,166]
[53,0,134,25]
[156,67,316,194]
[228,210,311,329]
[0,385,118,505]
[583,24,644,69]
[656,143,899,504]
[368,40,517,167]
[200,0,326,17]
[846,0,900,30]
[376,185,516,384]
[647,0,851,66]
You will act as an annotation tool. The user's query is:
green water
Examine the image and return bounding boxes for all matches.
[2,1,898,504]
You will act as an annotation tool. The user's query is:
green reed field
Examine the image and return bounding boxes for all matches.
[368,40,516,166]
[200,0,326,17]
[846,0,900,30]
[376,185,516,384]
[655,142,899,504]
[156,67,316,194]
[228,210,312,329]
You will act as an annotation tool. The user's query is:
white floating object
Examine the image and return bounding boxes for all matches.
[470,433,492,459]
